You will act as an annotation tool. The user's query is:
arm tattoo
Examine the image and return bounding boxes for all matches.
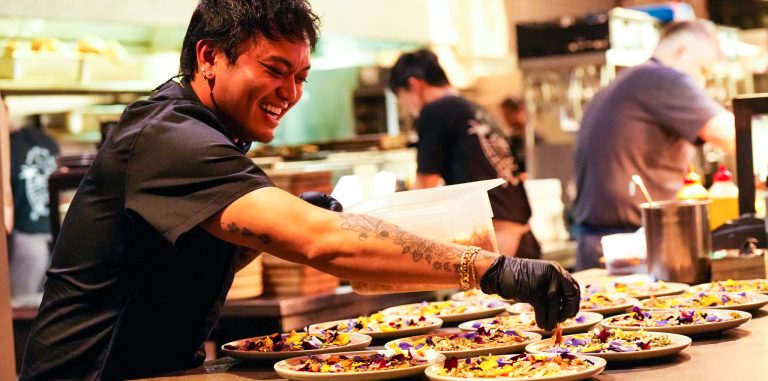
[340,213,463,273]
[224,222,266,242]
[257,233,272,245]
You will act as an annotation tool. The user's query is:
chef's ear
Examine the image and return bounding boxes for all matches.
[195,39,218,77]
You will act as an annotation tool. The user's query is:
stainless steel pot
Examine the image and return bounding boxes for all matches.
[641,199,711,284]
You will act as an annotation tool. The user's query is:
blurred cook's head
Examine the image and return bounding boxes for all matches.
[500,96,527,133]
[180,0,320,143]
[653,20,721,87]
[388,49,451,117]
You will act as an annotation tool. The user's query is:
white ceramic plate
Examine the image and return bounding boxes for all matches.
[307,315,443,340]
[385,331,542,358]
[505,303,534,315]
[274,350,445,381]
[688,279,768,295]
[600,309,751,335]
[582,281,689,299]
[424,353,607,381]
[525,331,691,361]
[639,292,768,312]
[381,300,508,323]
[458,312,603,336]
[221,332,372,361]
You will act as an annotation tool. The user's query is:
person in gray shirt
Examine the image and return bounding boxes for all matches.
[573,20,735,270]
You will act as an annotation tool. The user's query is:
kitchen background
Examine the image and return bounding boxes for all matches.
[4,0,768,249]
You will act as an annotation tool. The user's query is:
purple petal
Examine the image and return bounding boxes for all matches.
[471,322,482,328]
[575,315,587,323]
[398,342,413,350]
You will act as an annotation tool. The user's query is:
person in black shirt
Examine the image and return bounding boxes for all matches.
[8,118,60,302]
[19,1,578,380]
[388,49,541,259]
[499,96,544,180]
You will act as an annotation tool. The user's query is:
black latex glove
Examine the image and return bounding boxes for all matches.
[480,256,580,331]
[299,192,344,212]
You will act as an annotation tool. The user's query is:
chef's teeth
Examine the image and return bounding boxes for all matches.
[260,104,282,115]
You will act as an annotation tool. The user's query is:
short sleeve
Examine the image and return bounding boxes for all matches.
[416,107,451,175]
[125,121,273,245]
[645,71,726,143]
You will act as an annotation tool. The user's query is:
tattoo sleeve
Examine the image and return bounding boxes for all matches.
[339,213,464,273]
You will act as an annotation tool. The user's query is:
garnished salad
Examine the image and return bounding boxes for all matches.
[469,313,590,332]
[387,300,505,317]
[691,279,768,293]
[640,292,754,309]
[293,350,436,373]
[452,289,506,301]
[223,330,350,352]
[584,280,673,298]
[436,354,596,378]
[393,328,529,352]
[321,313,433,333]
[605,306,739,328]
[543,328,672,354]
[580,292,629,310]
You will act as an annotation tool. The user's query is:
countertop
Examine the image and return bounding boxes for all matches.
[138,269,768,380]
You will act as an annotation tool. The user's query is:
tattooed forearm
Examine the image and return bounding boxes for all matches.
[340,213,464,273]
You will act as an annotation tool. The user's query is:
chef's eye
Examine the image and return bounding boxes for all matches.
[265,65,285,77]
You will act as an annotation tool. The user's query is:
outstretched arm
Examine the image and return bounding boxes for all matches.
[201,186,497,286]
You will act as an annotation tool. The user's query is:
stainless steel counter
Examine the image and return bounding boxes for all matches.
[140,270,768,380]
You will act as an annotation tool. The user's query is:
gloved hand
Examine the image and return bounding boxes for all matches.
[299,192,344,212]
[480,256,580,331]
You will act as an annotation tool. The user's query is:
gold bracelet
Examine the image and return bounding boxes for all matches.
[459,246,481,290]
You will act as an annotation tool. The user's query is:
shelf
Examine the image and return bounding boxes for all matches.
[0,79,156,95]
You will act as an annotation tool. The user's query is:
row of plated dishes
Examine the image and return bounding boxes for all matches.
[221,278,768,381]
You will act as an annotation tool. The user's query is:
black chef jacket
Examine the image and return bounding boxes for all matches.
[20,79,273,380]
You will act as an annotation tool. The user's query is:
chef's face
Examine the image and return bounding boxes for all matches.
[210,37,310,143]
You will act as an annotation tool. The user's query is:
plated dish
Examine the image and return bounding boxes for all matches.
[221,331,372,360]
[450,289,511,302]
[274,349,445,381]
[307,313,443,340]
[639,291,768,312]
[274,351,445,381]
[458,312,603,336]
[579,293,640,315]
[525,327,691,361]
[424,353,606,381]
[385,328,541,358]
[582,280,689,299]
[601,306,751,335]
[688,279,768,294]
[381,300,508,323]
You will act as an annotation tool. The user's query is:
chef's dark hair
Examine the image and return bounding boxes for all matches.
[501,96,524,111]
[388,49,450,92]
[180,0,320,81]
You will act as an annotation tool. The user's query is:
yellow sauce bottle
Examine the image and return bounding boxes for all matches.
[708,165,739,230]
[676,164,709,201]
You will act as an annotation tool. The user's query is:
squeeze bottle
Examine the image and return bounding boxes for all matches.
[708,165,739,230]
[676,165,709,201]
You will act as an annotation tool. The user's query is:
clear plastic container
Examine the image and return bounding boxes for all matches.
[345,179,504,253]
[600,229,647,275]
